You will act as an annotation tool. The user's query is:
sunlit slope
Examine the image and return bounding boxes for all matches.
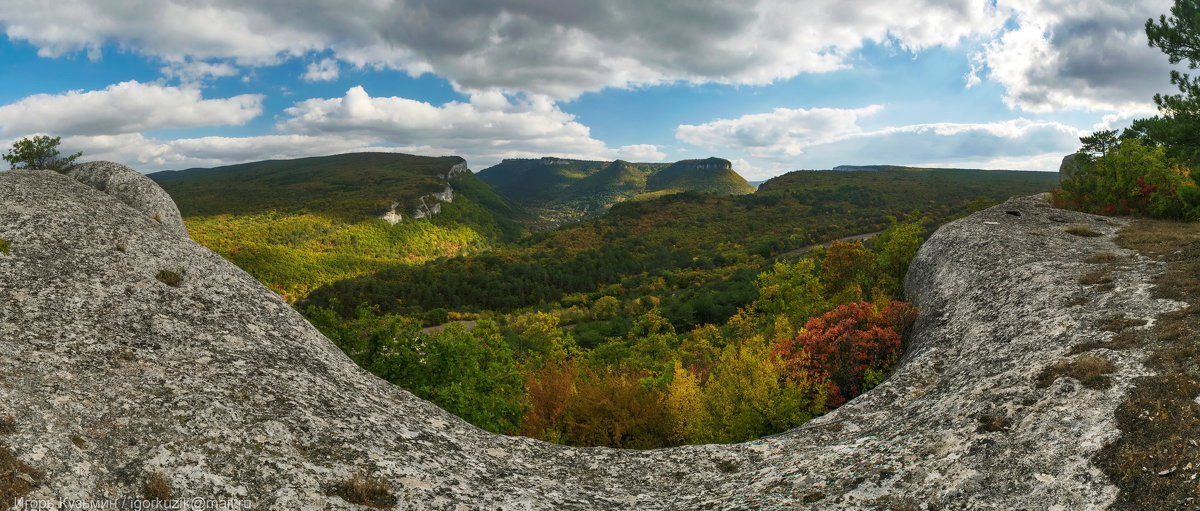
[150,152,530,301]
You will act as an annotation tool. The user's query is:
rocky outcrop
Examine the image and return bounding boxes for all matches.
[380,202,403,225]
[1059,153,1081,182]
[0,170,1182,509]
[381,174,460,225]
[444,161,470,179]
[65,161,188,237]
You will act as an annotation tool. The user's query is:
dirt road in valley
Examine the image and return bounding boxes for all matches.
[776,230,883,260]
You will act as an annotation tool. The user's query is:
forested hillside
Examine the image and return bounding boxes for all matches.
[150,152,530,301]
[310,167,1057,322]
[303,166,1058,448]
[477,156,754,224]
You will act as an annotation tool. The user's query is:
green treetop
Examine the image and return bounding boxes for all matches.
[2,135,82,171]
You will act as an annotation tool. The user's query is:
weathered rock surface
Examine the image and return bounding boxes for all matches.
[0,171,1182,509]
[1059,153,1080,182]
[65,161,188,237]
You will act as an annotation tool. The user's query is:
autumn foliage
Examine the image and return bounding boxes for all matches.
[774,301,918,406]
[311,217,931,449]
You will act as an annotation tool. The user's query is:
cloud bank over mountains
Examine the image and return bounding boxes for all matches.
[0,0,1179,174]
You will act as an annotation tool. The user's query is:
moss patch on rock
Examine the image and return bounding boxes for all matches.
[1036,355,1115,389]
[155,269,183,287]
[326,474,396,509]
[0,414,43,510]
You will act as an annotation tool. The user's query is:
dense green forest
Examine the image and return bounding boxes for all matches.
[303,165,1058,448]
[476,156,755,225]
[151,152,529,300]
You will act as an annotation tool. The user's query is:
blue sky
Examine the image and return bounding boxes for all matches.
[0,0,1179,179]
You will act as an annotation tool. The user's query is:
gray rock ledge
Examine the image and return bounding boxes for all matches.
[0,172,1181,509]
[65,161,188,237]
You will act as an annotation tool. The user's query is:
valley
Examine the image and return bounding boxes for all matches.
[152,151,1058,448]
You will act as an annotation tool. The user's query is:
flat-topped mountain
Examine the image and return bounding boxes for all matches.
[831,164,1031,172]
[476,156,754,224]
[757,166,1058,201]
[0,167,1185,508]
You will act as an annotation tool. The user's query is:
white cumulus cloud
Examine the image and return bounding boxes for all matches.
[0,0,1006,99]
[0,81,263,137]
[679,107,1083,174]
[616,144,666,162]
[278,86,621,165]
[0,0,1184,113]
[979,0,1176,113]
[52,133,402,170]
[676,105,884,160]
[302,58,340,82]
[160,60,239,84]
[0,84,666,171]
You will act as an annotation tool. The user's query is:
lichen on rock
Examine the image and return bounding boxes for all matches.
[0,170,1183,509]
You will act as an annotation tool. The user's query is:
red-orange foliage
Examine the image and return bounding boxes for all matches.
[561,370,671,449]
[519,362,577,439]
[774,301,917,407]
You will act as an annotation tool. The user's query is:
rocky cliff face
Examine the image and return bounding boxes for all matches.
[380,173,462,225]
[0,171,1181,509]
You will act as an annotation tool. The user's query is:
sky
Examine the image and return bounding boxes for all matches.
[0,0,1182,179]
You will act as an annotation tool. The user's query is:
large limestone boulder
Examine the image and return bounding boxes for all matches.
[0,170,1182,509]
[1059,153,1081,183]
[65,161,188,237]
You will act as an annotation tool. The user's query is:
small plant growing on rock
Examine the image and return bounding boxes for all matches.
[1079,270,1114,286]
[714,459,740,473]
[144,472,172,500]
[1036,355,1116,389]
[1097,314,1148,333]
[802,491,827,503]
[976,414,1012,433]
[326,474,397,509]
[1084,251,1123,264]
[0,238,9,255]
[155,270,183,287]
[0,414,43,505]
[1066,226,1103,237]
